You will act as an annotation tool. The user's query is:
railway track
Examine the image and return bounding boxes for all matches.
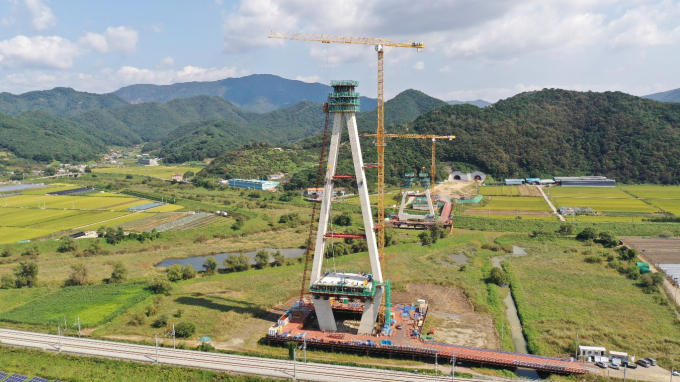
[0,328,482,382]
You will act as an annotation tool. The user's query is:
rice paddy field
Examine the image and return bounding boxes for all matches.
[620,185,680,199]
[92,166,202,179]
[545,186,633,198]
[468,196,550,211]
[0,184,183,243]
[550,196,660,213]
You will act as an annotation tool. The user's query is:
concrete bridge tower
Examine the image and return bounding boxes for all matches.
[309,80,384,335]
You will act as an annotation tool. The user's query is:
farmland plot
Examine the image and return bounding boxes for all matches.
[550,197,659,213]
[546,187,633,198]
[467,196,549,211]
[620,185,680,199]
[0,282,151,327]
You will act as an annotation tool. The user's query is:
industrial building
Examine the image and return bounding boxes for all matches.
[225,178,279,190]
[137,158,159,166]
[505,179,525,185]
[450,171,486,182]
[554,176,616,187]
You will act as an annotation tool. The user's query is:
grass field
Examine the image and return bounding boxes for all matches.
[644,199,680,215]
[0,282,151,327]
[0,288,53,314]
[468,196,549,211]
[0,227,58,243]
[550,197,659,213]
[93,166,202,179]
[546,187,633,198]
[503,235,680,367]
[0,346,276,382]
[2,194,149,210]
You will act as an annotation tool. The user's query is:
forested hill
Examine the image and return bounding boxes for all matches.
[111,74,378,113]
[0,87,129,118]
[409,89,680,184]
[356,89,448,132]
[0,111,107,162]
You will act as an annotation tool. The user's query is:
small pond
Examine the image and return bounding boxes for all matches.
[155,248,307,270]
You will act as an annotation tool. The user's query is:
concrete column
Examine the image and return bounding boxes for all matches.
[345,113,382,282]
[358,287,383,335]
[313,296,337,331]
[424,189,435,217]
[310,114,343,285]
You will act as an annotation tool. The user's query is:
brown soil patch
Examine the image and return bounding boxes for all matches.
[517,185,542,197]
[463,209,552,217]
[622,237,680,264]
[393,284,499,350]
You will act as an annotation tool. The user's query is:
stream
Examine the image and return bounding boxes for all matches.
[491,246,540,379]
[155,248,306,270]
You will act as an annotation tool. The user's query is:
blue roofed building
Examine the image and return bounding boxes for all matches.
[225,178,280,190]
[505,179,524,185]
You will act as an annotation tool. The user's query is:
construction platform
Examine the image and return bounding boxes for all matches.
[266,299,592,375]
[389,202,453,229]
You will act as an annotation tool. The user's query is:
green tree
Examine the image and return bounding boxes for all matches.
[272,250,285,267]
[1,245,13,258]
[487,267,510,286]
[558,224,575,235]
[418,230,433,245]
[333,211,353,226]
[183,171,195,180]
[203,256,218,275]
[149,275,172,295]
[598,231,619,247]
[627,264,641,280]
[619,248,638,262]
[428,222,446,244]
[14,261,38,288]
[255,250,270,269]
[44,167,57,176]
[109,262,128,283]
[231,217,244,230]
[82,240,109,257]
[576,227,598,241]
[182,264,197,280]
[65,263,89,286]
[224,253,251,272]
[57,237,78,253]
[84,166,92,173]
[152,314,169,329]
[167,264,184,281]
[175,322,196,338]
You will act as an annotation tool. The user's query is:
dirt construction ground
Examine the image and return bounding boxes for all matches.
[392,283,499,349]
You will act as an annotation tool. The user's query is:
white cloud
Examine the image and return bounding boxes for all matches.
[295,75,319,83]
[148,23,165,33]
[103,26,139,55]
[413,61,425,70]
[0,35,81,69]
[115,65,238,86]
[156,57,175,69]
[78,26,139,55]
[439,65,452,73]
[24,0,56,31]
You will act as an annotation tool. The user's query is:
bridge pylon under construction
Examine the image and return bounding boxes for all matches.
[309,80,384,335]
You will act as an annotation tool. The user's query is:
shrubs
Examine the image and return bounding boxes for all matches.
[175,322,196,338]
[576,228,597,241]
[481,243,513,253]
[203,257,218,275]
[278,212,300,226]
[255,250,270,269]
[57,237,79,253]
[79,240,110,257]
[21,245,40,257]
[1,274,16,289]
[333,211,353,226]
[127,314,145,326]
[1,245,13,258]
[152,314,169,328]
[196,342,215,352]
[584,256,603,264]
[64,264,89,286]
[149,276,172,295]
[224,254,250,272]
[182,264,197,280]
[272,250,285,267]
[109,262,128,284]
[167,264,183,281]
[558,224,575,235]
[487,267,510,286]
[14,261,38,288]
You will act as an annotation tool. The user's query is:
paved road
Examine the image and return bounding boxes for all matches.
[536,186,565,222]
[0,328,474,382]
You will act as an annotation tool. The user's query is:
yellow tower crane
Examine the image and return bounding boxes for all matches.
[360,133,456,190]
[268,31,425,276]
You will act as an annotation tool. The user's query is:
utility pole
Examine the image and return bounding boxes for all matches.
[435,350,438,373]
[77,316,81,338]
[173,324,176,349]
[671,367,674,382]
[293,347,297,381]
[500,324,505,351]
[155,335,159,364]
[575,333,579,361]
[623,363,627,382]
[451,351,456,382]
[303,338,307,363]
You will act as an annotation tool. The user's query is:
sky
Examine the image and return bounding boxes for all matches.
[0,0,679,102]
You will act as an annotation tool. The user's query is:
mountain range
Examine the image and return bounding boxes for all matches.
[112,74,379,113]
[643,87,680,103]
[446,99,492,107]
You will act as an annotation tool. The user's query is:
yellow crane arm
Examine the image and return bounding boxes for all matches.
[268,32,425,49]
[360,133,456,140]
